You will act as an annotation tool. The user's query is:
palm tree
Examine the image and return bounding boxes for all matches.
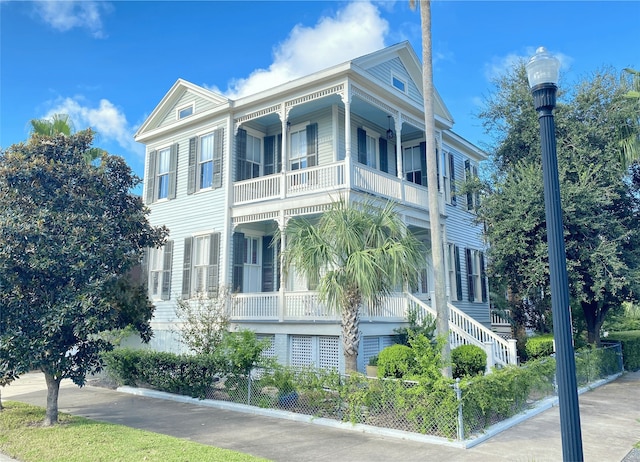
[411,0,451,376]
[29,114,104,163]
[29,113,75,137]
[281,197,426,373]
[619,68,640,168]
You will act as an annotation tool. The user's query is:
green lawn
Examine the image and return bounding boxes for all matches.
[0,401,270,462]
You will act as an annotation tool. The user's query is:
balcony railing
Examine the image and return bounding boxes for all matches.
[232,160,435,210]
[230,291,408,323]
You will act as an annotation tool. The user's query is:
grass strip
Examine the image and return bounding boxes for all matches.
[0,401,270,462]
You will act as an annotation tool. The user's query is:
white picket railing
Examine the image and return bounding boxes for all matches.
[230,290,516,366]
[232,160,438,211]
[406,293,518,367]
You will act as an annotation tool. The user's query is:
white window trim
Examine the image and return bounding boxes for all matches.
[155,145,172,202]
[244,127,264,179]
[176,103,194,120]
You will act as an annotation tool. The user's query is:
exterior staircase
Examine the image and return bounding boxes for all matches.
[406,293,518,368]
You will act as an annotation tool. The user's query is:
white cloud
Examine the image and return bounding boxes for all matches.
[224,1,389,99]
[44,96,142,158]
[34,1,111,38]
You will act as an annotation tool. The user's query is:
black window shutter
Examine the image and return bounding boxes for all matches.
[449,153,457,205]
[480,251,487,302]
[187,137,197,195]
[236,128,247,181]
[261,235,274,292]
[420,142,427,186]
[379,137,388,173]
[306,123,317,167]
[182,237,193,299]
[232,232,245,293]
[213,128,224,188]
[276,133,282,173]
[264,135,274,175]
[454,246,463,301]
[466,248,474,302]
[465,160,473,210]
[208,232,220,296]
[161,240,173,300]
[436,146,440,191]
[146,150,157,204]
[168,144,178,199]
[357,128,367,164]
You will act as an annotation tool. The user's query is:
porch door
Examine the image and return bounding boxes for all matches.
[243,236,262,293]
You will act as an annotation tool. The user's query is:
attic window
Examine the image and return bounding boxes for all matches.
[177,104,194,120]
[392,75,407,93]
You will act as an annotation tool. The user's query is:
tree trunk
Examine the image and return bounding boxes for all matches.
[0,389,3,411]
[43,371,62,426]
[420,0,451,377]
[342,298,360,374]
[582,300,604,347]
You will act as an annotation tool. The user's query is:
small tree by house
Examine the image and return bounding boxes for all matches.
[174,288,230,355]
[281,197,425,373]
[0,130,167,425]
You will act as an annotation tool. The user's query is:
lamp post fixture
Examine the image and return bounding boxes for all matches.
[526,47,584,461]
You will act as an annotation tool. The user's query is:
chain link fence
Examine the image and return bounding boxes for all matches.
[199,343,623,441]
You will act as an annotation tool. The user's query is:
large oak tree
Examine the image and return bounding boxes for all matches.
[478,64,640,345]
[0,130,166,424]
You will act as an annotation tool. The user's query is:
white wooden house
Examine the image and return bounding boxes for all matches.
[134,42,516,373]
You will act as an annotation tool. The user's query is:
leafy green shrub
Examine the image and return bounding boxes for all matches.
[409,334,445,381]
[575,345,622,384]
[368,355,378,366]
[103,348,221,399]
[377,344,415,378]
[605,331,640,371]
[102,348,144,386]
[393,307,436,345]
[215,330,272,375]
[451,345,487,379]
[525,334,555,360]
[461,364,533,434]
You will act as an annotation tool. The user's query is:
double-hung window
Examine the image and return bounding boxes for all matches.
[289,123,317,171]
[188,128,224,194]
[357,127,380,169]
[182,233,220,298]
[145,144,178,204]
[465,248,487,303]
[403,144,425,186]
[199,133,214,189]
[147,241,173,300]
[447,244,463,301]
[464,159,480,212]
[235,128,264,181]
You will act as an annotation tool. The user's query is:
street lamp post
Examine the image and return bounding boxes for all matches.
[526,47,584,461]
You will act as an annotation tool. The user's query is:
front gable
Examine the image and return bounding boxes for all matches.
[135,79,229,141]
[352,42,454,126]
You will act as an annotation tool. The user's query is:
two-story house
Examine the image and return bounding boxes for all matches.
[134,42,516,373]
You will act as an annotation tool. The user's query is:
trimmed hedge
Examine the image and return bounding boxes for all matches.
[604,331,640,371]
[451,345,486,379]
[525,334,555,360]
[103,348,221,399]
[377,344,415,378]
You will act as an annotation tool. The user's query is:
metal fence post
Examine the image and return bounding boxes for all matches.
[455,378,464,441]
[248,369,253,406]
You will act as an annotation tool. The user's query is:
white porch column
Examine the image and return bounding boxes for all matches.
[280,104,288,199]
[277,214,288,322]
[342,91,352,189]
[395,115,404,202]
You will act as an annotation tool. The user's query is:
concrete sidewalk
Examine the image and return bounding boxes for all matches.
[1,371,639,461]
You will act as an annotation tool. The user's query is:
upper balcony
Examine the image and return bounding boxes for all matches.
[233,160,435,211]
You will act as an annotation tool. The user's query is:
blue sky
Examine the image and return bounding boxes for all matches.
[1,1,638,181]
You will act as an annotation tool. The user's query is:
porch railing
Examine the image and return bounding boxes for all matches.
[232,160,435,210]
[407,293,518,367]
